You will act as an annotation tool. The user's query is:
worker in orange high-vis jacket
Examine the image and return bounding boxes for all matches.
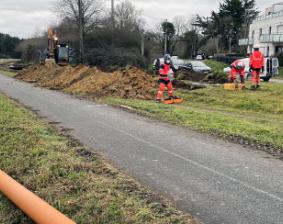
[229,60,246,89]
[156,54,177,103]
[249,44,264,90]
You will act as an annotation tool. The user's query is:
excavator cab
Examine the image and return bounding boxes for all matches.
[46,27,70,66]
[56,44,69,66]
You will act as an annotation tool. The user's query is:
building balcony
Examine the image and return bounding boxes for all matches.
[260,34,283,43]
[254,9,283,22]
[239,38,254,46]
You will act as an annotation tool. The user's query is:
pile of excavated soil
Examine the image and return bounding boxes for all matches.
[67,67,157,99]
[16,63,157,100]
[42,65,89,89]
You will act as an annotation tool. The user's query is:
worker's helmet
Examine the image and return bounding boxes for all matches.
[236,61,245,69]
[254,44,260,50]
[164,54,171,65]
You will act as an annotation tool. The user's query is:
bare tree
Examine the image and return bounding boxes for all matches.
[151,16,191,55]
[173,16,190,37]
[55,0,103,62]
[115,0,144,32]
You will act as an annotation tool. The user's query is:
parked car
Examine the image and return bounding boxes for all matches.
[179,61,212,74]
[195,54,205,60]
[223,57,279,82]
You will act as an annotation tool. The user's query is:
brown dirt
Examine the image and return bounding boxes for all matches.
[16,63,158,100]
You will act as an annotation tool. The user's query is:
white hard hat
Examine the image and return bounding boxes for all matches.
[254,44,260,49]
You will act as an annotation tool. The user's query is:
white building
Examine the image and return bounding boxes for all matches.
[239,2,283,57]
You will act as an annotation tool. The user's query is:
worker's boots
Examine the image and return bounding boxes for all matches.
[240,77,245,89]
[250,85,256,90]
[250,85,260,91]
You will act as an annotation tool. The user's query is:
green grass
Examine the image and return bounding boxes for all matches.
[274,67,283,79]
[204,60,228,80]
[0,58,20,77]
[102,82,283,151]
[0,94,196,224]
[0,69,17,77]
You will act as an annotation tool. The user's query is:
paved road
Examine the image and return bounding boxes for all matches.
[0,74,282,224]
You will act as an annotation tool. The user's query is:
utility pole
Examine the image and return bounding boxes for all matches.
[78,0,84,63]
[191,24,196,58]
[111,0,115,29]
[141,30,145,56]
[111,0,115,51]
[164,20,168,55]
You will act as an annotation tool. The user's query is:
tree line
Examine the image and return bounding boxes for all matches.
[0,33,21,58]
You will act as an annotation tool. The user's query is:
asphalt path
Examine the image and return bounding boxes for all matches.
[0,74,282,224]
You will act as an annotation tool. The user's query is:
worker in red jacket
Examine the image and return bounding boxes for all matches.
[156,54,177,103]
[229,60,246,88]
[249,45,264,90]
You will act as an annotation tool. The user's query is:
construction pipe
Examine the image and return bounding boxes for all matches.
[0,170,75,224]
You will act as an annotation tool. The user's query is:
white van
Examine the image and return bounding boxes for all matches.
[224,57,279,81]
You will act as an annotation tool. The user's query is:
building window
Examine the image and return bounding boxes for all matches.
[259,28,262,40]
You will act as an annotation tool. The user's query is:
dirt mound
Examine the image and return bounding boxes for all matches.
[65,67,157,99]
[42,65,89,89]
[17,62,64,83]
[16,63,157,100]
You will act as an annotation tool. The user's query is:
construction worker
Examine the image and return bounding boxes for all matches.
[249,45,264,90]
[229,60,246,88]
[156,54,177,103]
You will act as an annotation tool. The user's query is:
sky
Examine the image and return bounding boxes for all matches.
[0,0,281,38]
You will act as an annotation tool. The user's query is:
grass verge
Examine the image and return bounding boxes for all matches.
[0,69,17,77]
[0,93,196,224]
[0,59,19,77]
[274,67,283,80]
[101,82,283,153]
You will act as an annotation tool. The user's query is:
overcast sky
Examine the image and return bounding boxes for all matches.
[0,0,280,38]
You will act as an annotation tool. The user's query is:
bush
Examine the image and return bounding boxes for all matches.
[85,47,146,71]
[204,60,228,83]
[277,54,283,66]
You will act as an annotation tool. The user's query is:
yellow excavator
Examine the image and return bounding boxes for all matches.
[46,27,70,66]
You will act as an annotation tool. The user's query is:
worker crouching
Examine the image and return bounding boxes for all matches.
[156,54,177,103]
[229,60,246,89]
[249,45,264,90]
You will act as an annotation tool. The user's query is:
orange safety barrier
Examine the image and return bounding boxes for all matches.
[0,170,75,224]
